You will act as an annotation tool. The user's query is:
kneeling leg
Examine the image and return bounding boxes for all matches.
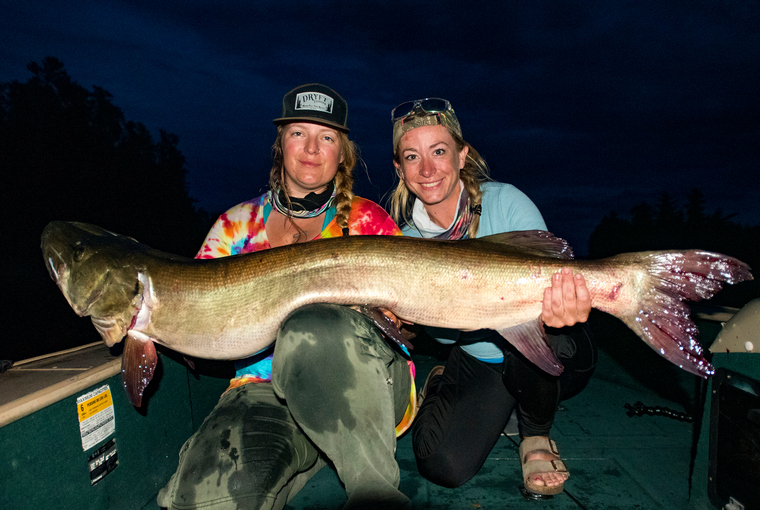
[158,382,320,510]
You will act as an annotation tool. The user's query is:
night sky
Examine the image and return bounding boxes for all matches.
[3,1,759,255]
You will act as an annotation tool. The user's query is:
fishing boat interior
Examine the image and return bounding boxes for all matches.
[2,300,758,510]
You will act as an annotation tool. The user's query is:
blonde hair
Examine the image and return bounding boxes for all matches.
[269,125,357,234]
[388,113,490,238]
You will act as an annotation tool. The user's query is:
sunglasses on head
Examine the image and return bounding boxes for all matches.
[391,98,453,122]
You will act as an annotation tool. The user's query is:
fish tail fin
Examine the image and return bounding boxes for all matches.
[122,332,158,407]
[615,250,752,378]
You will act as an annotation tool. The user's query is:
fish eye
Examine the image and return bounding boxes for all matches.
[73,248,85,261]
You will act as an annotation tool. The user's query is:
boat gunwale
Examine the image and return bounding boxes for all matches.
[0,342,121,428]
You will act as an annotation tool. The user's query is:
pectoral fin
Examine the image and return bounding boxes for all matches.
[121,332,158,407]
[497,318,563,376]
[357,306,413,359]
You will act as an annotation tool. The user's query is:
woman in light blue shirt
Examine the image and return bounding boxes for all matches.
[388,98,596,498]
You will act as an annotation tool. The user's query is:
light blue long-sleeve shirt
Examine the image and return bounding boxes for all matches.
[402,181,547,362]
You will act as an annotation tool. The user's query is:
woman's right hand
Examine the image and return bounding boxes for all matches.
[540,268,590,328]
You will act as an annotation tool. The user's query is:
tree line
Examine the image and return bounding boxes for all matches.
[1,58,211,360]
[588,189,758,307]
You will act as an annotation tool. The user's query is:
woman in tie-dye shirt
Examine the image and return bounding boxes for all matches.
[159,84,415,510]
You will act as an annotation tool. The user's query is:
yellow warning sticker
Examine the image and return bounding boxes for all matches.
[76,385,116,451]
[77,387,113,422]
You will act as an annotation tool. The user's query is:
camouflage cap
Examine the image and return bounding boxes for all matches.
[392,100,461,150]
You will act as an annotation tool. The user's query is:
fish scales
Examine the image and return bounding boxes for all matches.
[41,221,752,405]
[136,237,554,358]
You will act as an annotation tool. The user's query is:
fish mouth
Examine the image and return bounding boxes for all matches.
[69,270,113,317]
[77,277,108,316]
[47,255,109,317]
[45,243,71,284]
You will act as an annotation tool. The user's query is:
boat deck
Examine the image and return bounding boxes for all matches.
[275,350,698,510]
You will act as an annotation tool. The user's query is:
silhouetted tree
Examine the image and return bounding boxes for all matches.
[654,192,684,246]
[1,57,211,360]
[685,188,705,226]
[630,201,655,231]
[588,188,758,308]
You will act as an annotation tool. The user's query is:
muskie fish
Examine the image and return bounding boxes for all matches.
[42,221,752,406]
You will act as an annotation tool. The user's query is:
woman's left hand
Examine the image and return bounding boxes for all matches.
[541,268,591,328]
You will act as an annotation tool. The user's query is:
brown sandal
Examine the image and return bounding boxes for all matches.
[519,436,569,496]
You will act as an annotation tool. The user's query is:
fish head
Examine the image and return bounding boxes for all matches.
[41,221,146,346]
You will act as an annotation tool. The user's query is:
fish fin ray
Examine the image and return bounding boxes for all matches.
[471,230,574,260]
[122,332,158,407]
[615,250,752,378]
[497,318,563,376]
[357,306,413,358]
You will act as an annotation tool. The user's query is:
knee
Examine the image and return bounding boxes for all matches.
[571,322,597,371]
[272,304,359,397]
[275,305,346,367]
[558,324,597,399]
[413,427,476,488]
[415,451,471,488]
[277,304,349,353]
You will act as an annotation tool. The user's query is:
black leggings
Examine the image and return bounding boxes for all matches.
[412,324,596,488]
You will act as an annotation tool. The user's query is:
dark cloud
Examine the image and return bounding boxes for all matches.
[2,0,758,254]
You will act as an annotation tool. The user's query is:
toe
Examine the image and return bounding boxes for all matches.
[543,472,568,486]
[531,472,567,487]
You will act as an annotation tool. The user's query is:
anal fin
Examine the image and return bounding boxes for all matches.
[497,318,564,376]
[122,332,158,407]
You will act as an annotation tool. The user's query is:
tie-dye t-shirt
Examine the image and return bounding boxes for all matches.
[196,193,401,259]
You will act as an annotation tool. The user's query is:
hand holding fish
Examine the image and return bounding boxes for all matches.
[541,268,591,328]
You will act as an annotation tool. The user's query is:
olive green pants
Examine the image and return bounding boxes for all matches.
[158,304,411,510]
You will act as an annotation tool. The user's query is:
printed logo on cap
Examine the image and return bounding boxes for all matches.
[295,92,333,113]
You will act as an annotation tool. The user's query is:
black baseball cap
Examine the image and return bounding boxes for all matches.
[273,83,349,132]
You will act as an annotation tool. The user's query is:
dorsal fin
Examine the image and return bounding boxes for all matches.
[468,230,574,260]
